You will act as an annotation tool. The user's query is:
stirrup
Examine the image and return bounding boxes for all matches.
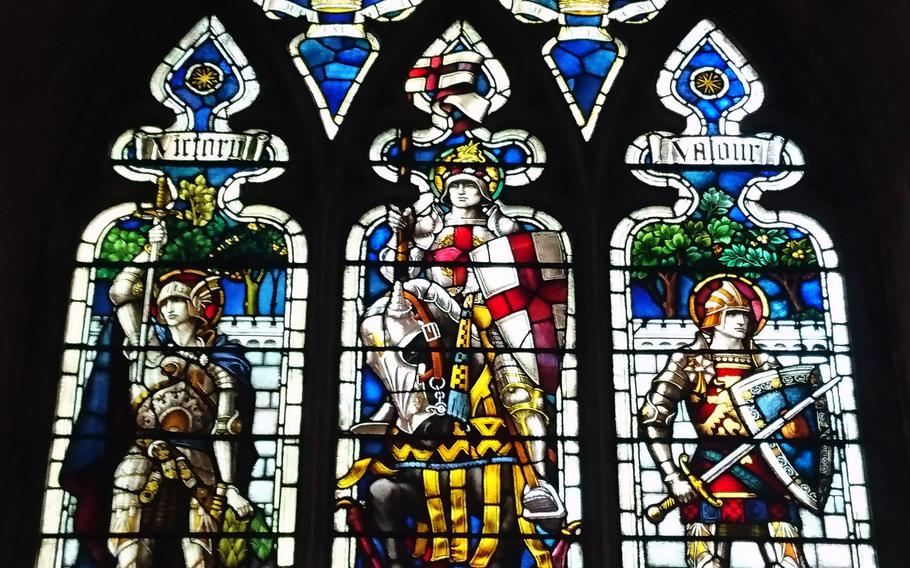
[521,479,567,521]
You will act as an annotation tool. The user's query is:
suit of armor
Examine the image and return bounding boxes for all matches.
[106,257,251,568]
[368,150,566,521]
[639,280,808,568]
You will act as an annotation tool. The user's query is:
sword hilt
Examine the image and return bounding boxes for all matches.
[395,227,408,263]
[645,495,678,524]
[644,454,723,525]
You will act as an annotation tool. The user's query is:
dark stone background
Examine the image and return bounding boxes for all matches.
[2,0,907,565]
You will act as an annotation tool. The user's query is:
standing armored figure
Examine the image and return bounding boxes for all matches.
[639,275,810,568]
[106,222,254,568]
[371,142,567,520]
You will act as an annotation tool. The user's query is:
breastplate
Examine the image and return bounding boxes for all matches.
[136,379,214,433]
[688,354,755,437]
[427,225,496,289]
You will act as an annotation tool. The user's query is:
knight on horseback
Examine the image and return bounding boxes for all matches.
[341,141,573,566]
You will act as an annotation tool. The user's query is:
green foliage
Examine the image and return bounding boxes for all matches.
[97,224,149,280]
[211,221,288,270]
[747,228,788,248]
[792,307,825,322]
[249,509,276,561]
[717,244,778,268]
[629,186,823,317]
[706,217,743,246]
[698,188,734,218]
[94,174,289,314]
[630,187,819,273]
[216,507,275,567]
[160,218,214,263]
[218,508,249,568]
[178,175,216,227]
[781,238,817,266]
[630,224,709,279]
[683,221,709,247]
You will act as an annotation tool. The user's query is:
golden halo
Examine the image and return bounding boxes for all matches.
[154,269,224,327]
[431,142,504,200]
[689,273,770,333]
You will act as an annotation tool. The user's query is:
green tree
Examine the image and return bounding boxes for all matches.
[210,220,288,315]
[631,224,709,317]
[96,224,150,280]
[630,188,820,317]
[96,175,217,279]
[631,189,734,317]
[698,187,734,218]
[95,175,287,316]
[716,228,817,312]
[772,236,818,312]
[160,217,215,263]
[157,175,218,263]
[177,175,216,227]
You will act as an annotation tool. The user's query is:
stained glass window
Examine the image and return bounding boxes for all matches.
[609,21,877,567]
[254,0,426,139]
[501,0,668,140]
[22,4,903,568]
[334,20,583,567]
[36,17,306,568]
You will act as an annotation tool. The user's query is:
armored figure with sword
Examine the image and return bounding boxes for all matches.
[639,275,836,568]
[344,139,572,566]
[374,141,568,522]
[102,217,256,568]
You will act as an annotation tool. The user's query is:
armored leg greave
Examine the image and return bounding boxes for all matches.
[685,523,731,568]
[181,539,214,568]
[760,522,808,568]
[492,352,566,521]
[493,353,549,475]
[181,497,217,567]
[110,449,155,567]
[110,538,153,568]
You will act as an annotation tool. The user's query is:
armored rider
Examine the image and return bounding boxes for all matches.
[639,275,808,568]
[106,221,254,568]
[375,142,566,520]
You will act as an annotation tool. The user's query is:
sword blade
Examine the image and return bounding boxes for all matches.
[700,374,843,483]
[133,239,161,383]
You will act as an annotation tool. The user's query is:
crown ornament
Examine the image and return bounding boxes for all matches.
[558,0,610,15]
[432,142,505,199]
[310,0,362,12]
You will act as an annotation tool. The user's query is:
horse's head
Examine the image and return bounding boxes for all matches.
[355,280,460,435]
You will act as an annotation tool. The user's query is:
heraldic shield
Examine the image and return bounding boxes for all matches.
[730,364,835,513]
[469,231,569,396]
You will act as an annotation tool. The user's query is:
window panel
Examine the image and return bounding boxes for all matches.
[501,0,669,140]
[609,21,877,567]
[37,17,306,568]
[334,20,583,567]
[254,0,426,139]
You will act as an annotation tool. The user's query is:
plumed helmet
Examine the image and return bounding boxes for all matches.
[154,269,224,327]
[701,280,752,329]
[157,281,193,304]
[433,142,504,202]
[690,274,769,333]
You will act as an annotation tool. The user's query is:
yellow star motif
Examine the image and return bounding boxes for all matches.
[694,69,725,96]
[186,63,222,94]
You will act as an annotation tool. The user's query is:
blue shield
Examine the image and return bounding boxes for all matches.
[730,365,834,513]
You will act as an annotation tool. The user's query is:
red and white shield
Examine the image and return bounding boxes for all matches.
[469,231,569,394]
